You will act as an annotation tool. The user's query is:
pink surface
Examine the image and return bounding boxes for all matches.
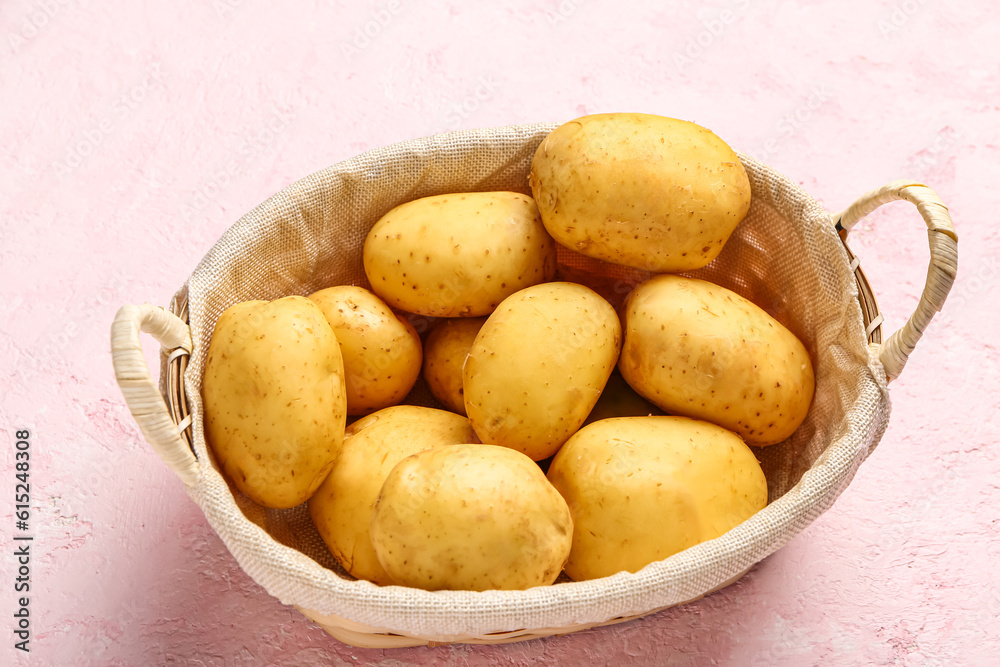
[1,0,997,664]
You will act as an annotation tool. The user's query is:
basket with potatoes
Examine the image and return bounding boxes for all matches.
[111,114,957,647]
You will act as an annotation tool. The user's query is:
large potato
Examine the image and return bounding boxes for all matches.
[363,192,557,317]
[464,282,621,460]
[308,286,422,416]
[529,113,751,272]
[619,275,814,446]
[547,416,767,581]
[421,316,488,416]
[371,444,572,591]
[308,405,477,585]
[203,296,347,509]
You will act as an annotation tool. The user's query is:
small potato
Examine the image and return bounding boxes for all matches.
[203,296,346,509]
[422,316,488,415]
[371,444,573,591]
[464,282,622,460]
[547,416,767,581]
[308,286,422,416]
[619,275,815,446]
[530,113,751,273]
[308,405,477,585]
[363,192,557,317]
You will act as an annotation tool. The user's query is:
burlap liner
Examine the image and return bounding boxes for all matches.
[170,122,891,639]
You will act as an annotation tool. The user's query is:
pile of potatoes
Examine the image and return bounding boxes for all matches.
[202,113,815,591]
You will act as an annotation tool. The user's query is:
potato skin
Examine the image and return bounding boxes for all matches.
[308,405,478,585]
[308,286,422,416]
[619,275,815,446]
[203,296,347,509]
[464,282,622,461]
[370,444,573,591]
[529,113,751,272]
[422,316,488,416]
[363,192,557,317]
[547,416,767,581]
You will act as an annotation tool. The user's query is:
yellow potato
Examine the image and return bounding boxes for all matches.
[529,113,751,272]
[203,296,346,509]
[371,444,572,591]
[308,286,422,416]
[363,191,557,317]
[619,275,814,446]
[308,405,477,585]
[422,316,488,415]
[547,416,767,581]
[464,282,621,460]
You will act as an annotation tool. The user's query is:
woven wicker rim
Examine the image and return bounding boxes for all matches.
[169,295,193,453]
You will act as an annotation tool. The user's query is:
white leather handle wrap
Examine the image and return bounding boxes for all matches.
[111,304,198,487]
[834,180,958,380]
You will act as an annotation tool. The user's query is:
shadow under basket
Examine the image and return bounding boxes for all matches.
[110,123,958,648]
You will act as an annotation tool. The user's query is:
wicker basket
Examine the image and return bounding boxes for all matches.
[110,123,957,648]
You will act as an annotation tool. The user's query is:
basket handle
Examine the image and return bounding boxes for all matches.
[833,180,958,381]
[111,304,199,487]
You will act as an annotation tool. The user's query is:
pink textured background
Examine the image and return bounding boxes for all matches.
[2,0,997,664]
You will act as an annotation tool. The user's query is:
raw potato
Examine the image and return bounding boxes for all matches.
[464,282,622,460]
[547,416,768,581]
[363,191,557,317]
[308,286,422,416]
[619,275,814,446]
[529,113,751,273]
[370,444,573,591]
[203,296,347,509]
[308,405,478,585]
[422,316,488,415]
